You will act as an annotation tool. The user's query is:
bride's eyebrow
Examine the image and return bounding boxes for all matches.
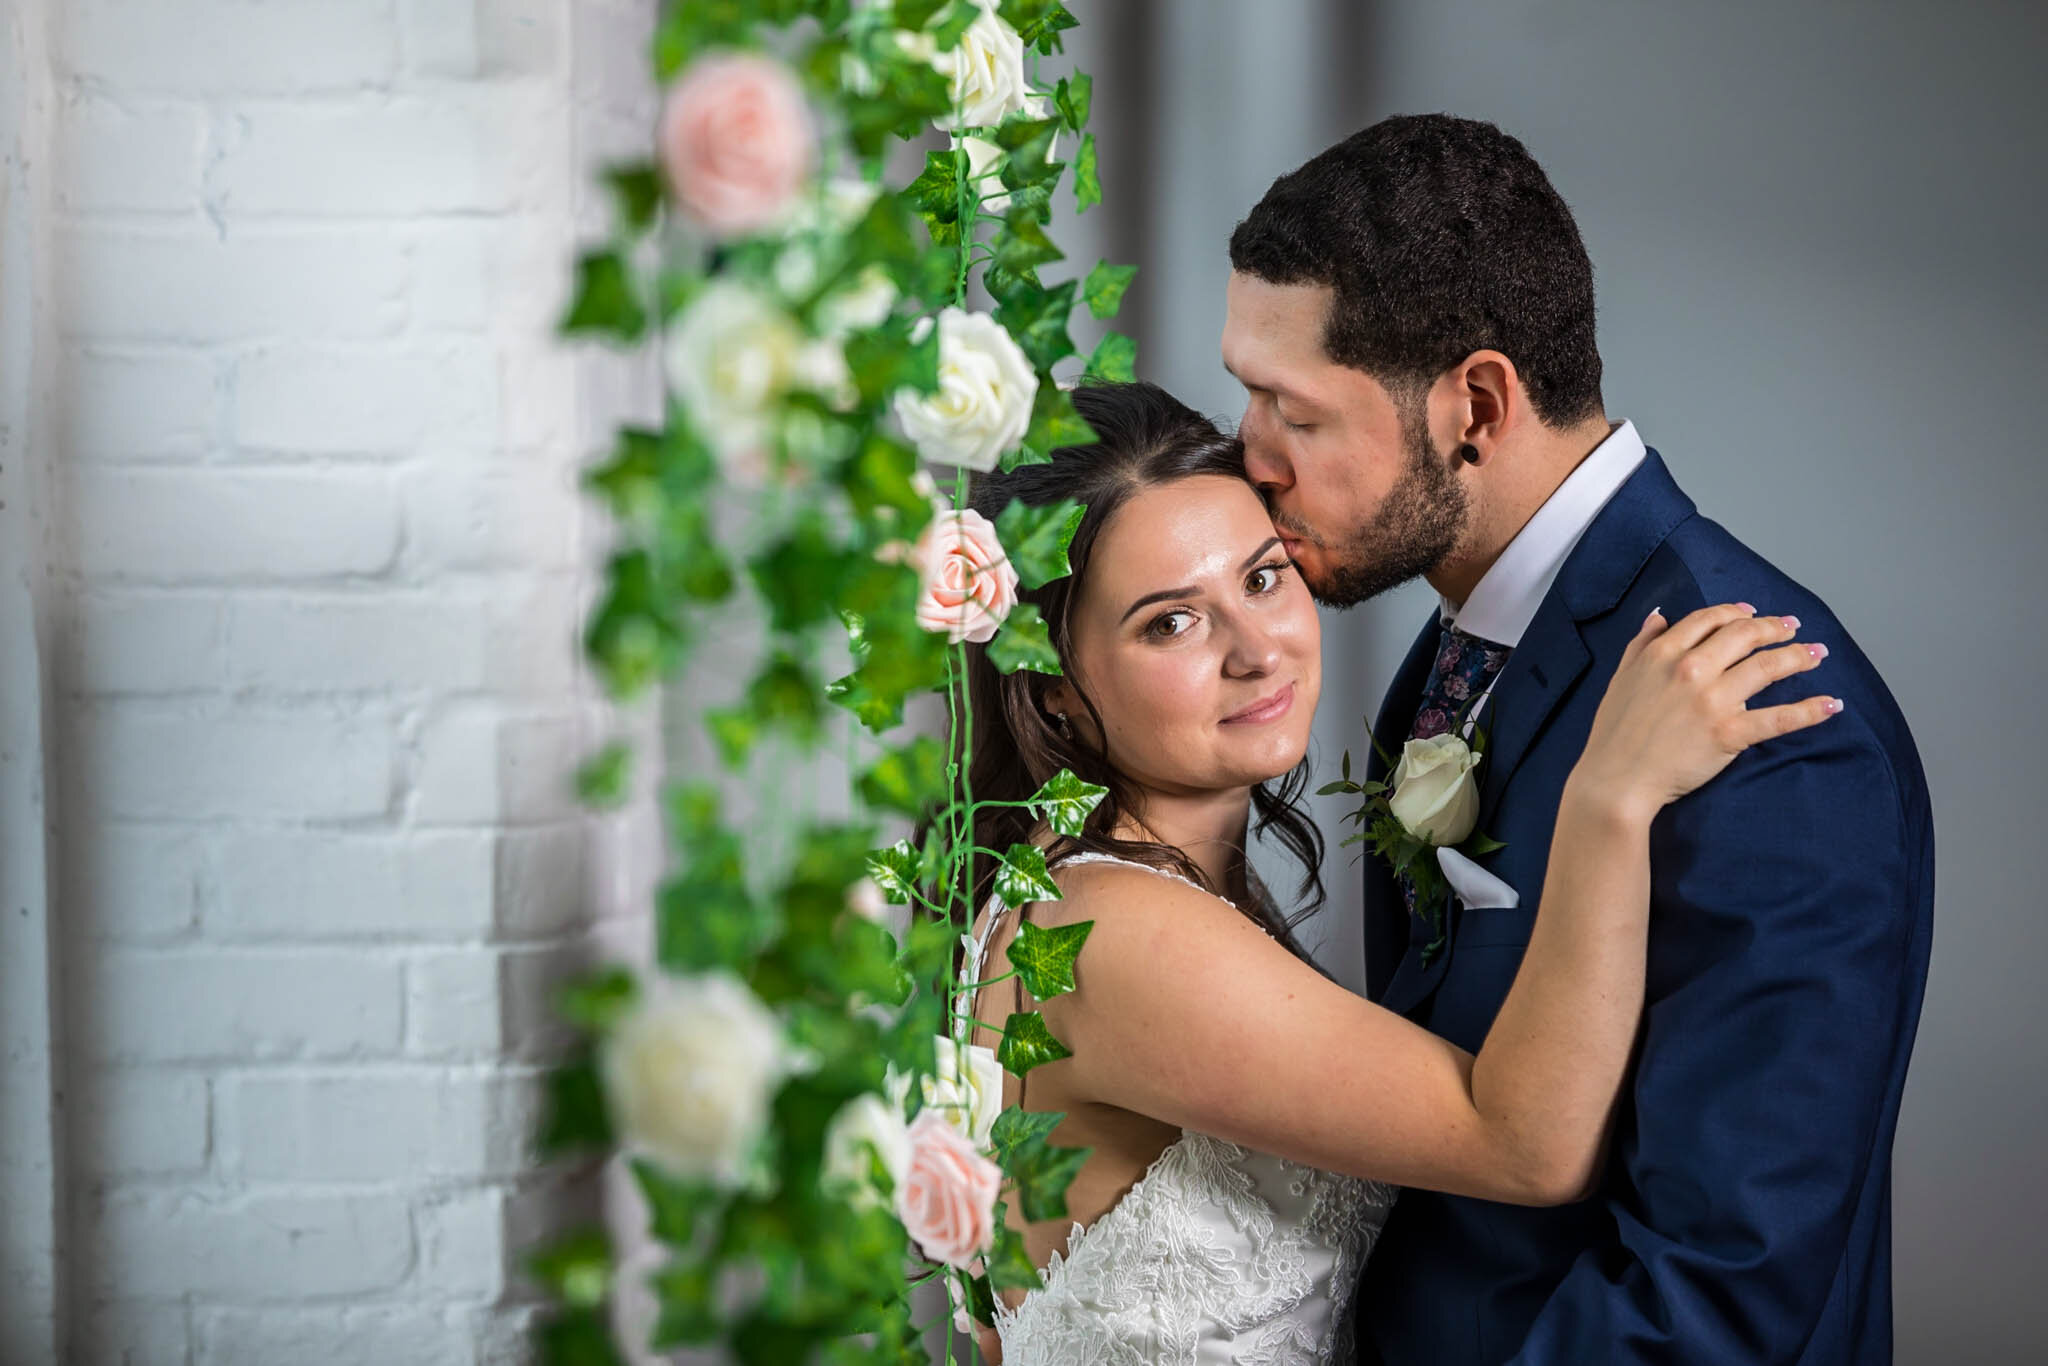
[1118,537,1283,624]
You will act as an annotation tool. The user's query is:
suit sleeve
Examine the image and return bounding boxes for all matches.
[1507,694,1918,1363]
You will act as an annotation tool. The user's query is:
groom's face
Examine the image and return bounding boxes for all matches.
[1222,274,1467,606]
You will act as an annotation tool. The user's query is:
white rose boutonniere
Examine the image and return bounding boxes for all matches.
[1387,733,1482,846]
[1324,719,1506,966]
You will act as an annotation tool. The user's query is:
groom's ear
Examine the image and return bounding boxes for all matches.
[1444,349,1521,461]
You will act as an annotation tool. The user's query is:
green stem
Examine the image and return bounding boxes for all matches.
[952,1013,1006,1035]
[955,967,1018,993]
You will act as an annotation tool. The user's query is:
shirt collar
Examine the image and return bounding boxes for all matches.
[1438,419,1648,646]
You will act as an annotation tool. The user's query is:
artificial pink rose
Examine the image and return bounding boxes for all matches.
[896,1110,1002,1269]
[909,507,1019,645]
[659,52,814,238]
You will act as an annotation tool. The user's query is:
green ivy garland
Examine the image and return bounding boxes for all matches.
[529,3,1134,1362]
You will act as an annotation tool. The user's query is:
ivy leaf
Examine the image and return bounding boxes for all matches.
[528,1227,613,1310]
[994,497,1085,589]
[1008,1132,1090,1223]
[647,1259,721,1348]
[988,603,1061,675]
[992,278,1078,372]
[857,734,951,818]
[904,147,965,221]
[1073,132,1100,212]
[557,968,637,1033]
[1081,260,1136,320]
[536,1054,612,1157]
[560,249,646,342]
[927,0,982,48]
[575,741,632,807]
[1006,918,1093,1000]
[990,1105,1065,1164]
[991,216,1063,276]
[603,162,663,234]
[750,519,853,634]
[1053,73,1093,130]
[1085,331,1137,383]
[960,1271,998,1330]
[630,1157,719,1247]
[993,842,1061,908]
[864,840,921,905]
[1027,769,1108,837]
[996,1010,1073,1076]
[985,1220,1040,1291]
[1018,382,1097,461]
[845,314,941,406]
[895,0,950,26]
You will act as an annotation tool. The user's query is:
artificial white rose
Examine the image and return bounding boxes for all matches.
[665,280,849,479]
[822,1092,911,1210]
[900,0,1030,130]
[1388,733,1484,846]
[893,307,1038,472]
[601,971,791,1188]
[816,265,899,336]
[887,1034,1005,1148]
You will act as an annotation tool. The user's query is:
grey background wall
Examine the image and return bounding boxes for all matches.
[1065,1,2047,1360]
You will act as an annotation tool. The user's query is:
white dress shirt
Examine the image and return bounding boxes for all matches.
[1438,419,1649,646]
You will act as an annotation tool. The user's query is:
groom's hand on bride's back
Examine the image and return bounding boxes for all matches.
[1570,603,1841,824]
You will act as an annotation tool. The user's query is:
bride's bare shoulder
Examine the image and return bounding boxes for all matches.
[1033,858,1275,963]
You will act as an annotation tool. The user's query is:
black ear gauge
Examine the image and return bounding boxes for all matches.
[1459,444,1482,465]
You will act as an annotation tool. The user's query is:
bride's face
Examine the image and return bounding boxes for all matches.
[1048,474,1321,796]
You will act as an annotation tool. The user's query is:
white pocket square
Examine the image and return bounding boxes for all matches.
[1436,846,1520,910]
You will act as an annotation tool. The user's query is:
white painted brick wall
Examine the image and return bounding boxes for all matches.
[28,0,663,1360]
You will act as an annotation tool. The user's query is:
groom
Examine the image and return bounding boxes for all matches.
[1221,115,1934,1364]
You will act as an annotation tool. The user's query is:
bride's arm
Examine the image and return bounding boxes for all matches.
[1034,605,1837,1205]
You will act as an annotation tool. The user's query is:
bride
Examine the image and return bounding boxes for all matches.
[948,382,1837,1364]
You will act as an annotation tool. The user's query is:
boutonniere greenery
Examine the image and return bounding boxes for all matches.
[1321,702,1506,966]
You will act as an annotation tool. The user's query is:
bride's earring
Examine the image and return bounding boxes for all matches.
[1053,711,1073,740]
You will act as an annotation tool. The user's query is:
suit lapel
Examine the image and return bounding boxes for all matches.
[1370,450,1700,1019]
[1362,615,1442,1004]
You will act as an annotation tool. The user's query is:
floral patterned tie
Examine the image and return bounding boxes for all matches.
[1398,623,1513,934]
[1409,623,1514,743]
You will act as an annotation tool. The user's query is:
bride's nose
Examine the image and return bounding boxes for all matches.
[1221,617,1283,678]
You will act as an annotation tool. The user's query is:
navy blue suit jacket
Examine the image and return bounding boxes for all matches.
[1353,452,1934,1365]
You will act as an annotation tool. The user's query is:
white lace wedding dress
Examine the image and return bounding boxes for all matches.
[965,853,1399,1365]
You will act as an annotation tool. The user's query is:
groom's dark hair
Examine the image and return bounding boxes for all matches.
[1229,113,1603,427]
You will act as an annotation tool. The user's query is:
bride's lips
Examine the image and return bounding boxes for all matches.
[1220,681,1295,726]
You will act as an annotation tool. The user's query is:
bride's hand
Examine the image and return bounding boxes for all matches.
[1570,603,1839,825]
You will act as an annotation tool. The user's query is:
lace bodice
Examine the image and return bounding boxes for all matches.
[966,853,1399,1364]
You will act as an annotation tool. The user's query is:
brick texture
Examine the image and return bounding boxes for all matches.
[35,0,662,1360]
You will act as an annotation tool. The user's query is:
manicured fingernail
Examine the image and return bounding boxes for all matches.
[1808,643,1828,660]
[1825,697,1845,714]
[1647,605,1663,619]
[1737,602,1756,614]
[1780,615,1800,631]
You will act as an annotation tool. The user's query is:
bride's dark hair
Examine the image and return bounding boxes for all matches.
[952,380,1324,957]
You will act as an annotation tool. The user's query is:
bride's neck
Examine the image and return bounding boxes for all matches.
[1118,786,1254,904]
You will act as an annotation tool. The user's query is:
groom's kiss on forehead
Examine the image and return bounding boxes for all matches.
[1219,115,1616,609]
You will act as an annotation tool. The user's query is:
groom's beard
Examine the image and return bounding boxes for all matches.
[1281,408,1469,608]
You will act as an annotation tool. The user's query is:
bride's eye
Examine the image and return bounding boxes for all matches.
[1145,609,1196,640]
[1246,561,1291,595]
